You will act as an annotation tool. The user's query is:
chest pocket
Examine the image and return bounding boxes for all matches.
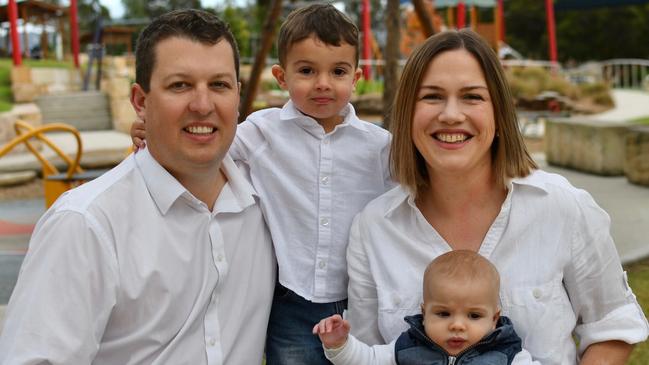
[377,288,421,343]
[500,275,575,364]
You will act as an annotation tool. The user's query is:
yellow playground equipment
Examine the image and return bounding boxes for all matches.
[0,120,108,207]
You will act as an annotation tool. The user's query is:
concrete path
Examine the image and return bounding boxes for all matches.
[586,89,649,122]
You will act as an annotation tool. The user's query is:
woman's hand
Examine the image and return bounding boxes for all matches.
[580,340,634,365]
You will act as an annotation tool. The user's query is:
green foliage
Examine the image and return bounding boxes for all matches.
[632,116,649,125]
[0,59,71,112]
[219,5,252,58]
[355,79,383,96]
[505,1,649,61]
[625,258,649,364]
[506,67,579,100]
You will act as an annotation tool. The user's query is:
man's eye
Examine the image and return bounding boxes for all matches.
[210,81,230,89]
[170,81,190,90]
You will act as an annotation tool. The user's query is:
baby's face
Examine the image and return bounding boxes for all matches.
[421,279,499,356]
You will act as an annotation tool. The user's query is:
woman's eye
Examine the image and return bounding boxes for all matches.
[464,93,484,101]
[420,93,442,101]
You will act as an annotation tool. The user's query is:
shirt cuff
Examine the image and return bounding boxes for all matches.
[324,339,349,360]
[575,302,649,353]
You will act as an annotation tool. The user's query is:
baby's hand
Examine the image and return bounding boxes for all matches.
[131,119,146,151]
[312,314,350,350]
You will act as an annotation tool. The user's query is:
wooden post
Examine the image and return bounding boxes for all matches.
[8,0,22,66]
[383,0,400,131]
[412,0,435,38]
[457,1,466,29]
[362,0,372,80]
[70,0,80,68]
[545,0,558,64]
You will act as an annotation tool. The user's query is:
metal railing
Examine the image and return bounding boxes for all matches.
[602,59,649,90]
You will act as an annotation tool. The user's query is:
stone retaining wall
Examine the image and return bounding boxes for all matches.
[626,126,649,186]
[545,118,631,175]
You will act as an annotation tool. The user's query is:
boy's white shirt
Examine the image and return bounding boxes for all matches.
[229,100,393,302]
[323,334,540,365]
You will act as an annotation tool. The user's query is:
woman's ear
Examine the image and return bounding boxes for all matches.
[271,64,288,90]
[130,83,147,121]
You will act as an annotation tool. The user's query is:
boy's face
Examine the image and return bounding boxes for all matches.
[131,37,240,179]
[272,36,362,131]
[421,278,500,356]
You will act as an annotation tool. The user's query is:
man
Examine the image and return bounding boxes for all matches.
[0,10,275,364]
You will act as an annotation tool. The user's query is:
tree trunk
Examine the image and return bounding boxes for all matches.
[412,0,435,38]
[239,0,282,122]
[382,0,400,131]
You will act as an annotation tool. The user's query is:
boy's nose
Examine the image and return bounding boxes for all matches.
[315,74,332,90]
[449,317,466,332]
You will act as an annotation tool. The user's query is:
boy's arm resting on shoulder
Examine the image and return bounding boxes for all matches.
[130,119,146,150]
[0,211,118,363]
[228,118,264,164]
[346,215,384,345]
[325,334,397,365]
[380,135,396,190]
[511,349,543,365]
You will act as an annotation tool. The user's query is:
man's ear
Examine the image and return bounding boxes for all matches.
[130,83,147,121]
[271,64,288,90]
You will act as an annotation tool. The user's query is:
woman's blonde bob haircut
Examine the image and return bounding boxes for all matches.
[389,29,537,197]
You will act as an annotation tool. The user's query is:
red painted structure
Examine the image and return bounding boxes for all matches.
[497,0,505,42]
[457,1,466,29]
[361,0,371,80]
[8,0,22,66]
[70,0,80,68]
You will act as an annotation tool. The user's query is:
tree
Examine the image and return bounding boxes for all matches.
[121,0,202,19]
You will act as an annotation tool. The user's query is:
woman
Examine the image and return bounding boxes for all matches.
[345,29,648,364]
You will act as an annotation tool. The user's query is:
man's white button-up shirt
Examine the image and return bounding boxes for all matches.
[0,148,275,364]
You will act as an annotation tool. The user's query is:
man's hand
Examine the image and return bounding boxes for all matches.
[312,314,351,350]
[131,120,146,151]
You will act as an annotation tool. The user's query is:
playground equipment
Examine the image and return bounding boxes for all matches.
[0,120,108,207]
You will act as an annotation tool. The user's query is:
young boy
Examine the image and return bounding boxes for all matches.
[131,4,393,364]
[313,250,522,365]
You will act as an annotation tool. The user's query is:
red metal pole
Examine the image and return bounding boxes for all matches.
[497,0,505,42]
[8,0,22,66]
[457,1,466,29]
[545,0,558,63]
[70,0,80,68]
[362,0,371,80]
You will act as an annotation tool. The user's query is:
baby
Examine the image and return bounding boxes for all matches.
[314,250,522,364]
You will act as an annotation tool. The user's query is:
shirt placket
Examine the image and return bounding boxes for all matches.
[204,217,228,364]
[314,135,333,298]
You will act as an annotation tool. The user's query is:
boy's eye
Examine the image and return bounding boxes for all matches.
[468,312,483,320]
[435,311,450,318]
[298,67,314,75]
[333,67,348,76]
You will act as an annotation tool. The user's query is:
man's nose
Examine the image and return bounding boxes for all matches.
[189,86,212,115]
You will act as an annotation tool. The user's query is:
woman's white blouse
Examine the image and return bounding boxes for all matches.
[346,170,648,365]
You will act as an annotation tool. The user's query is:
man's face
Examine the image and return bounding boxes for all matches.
[131,37,239,179]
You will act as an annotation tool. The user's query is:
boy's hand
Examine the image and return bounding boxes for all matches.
[312,314,350,350]
[130,119,146,151]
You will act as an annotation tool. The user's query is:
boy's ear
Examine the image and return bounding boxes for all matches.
[492,309,501,328]
[420,303,425,315]
[271,64,288,90]
[130,83,147,121]
[353,67,363,89]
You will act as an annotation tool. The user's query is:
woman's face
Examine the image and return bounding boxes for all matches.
[411,49,496,179]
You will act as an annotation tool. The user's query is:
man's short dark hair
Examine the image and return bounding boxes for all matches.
[277,4,359,67]
[135,9,240,92]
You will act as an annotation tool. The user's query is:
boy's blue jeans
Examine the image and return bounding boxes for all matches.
[265,282,347,365]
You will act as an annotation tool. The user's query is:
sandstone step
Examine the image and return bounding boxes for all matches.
[35,91,112,131]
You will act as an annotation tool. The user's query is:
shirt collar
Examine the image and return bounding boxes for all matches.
[278,100,369,136]
[135,147,187,215]
[136,148,258,215]
[384,170,547,217]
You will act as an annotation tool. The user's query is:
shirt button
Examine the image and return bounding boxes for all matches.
[321,176,329,185]
[320,218,329,227]
[216,253,224,262]
[532,288,542,299]
[323,138,330,145]
[207,337,216,346]
[318,260,326,269]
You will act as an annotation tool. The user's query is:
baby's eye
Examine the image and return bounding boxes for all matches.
[468,312,483,320]
[298,67,314,75]
[435,311,450,318]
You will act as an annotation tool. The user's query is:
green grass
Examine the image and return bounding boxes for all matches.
[632,116,649,125]
[625,257,649,364]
